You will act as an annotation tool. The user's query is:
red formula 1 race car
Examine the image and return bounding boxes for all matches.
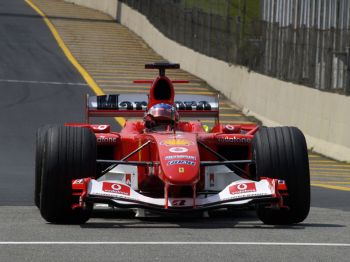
[35,63,310,225]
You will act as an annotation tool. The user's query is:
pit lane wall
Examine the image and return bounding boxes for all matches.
[65,0,350,162]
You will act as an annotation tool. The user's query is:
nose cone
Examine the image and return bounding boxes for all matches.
[153,133,199,185]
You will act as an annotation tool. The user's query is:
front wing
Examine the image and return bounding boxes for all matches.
[82,178,283,212]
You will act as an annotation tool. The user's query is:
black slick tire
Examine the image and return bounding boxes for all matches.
[40,125,96,224]
[253,126,310,225]
[34,125,52,208]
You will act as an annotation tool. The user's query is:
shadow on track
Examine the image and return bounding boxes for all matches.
[80,209,345,230]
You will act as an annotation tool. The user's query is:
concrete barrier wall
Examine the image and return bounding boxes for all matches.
[64,0,350,162]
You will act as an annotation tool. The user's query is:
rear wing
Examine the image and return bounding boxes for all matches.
[86,94,219,122]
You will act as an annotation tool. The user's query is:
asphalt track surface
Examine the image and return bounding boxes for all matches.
[0,1,349,261]
[0,0,92,206]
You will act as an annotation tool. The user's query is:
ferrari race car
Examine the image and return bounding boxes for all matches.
[35,63,310,225]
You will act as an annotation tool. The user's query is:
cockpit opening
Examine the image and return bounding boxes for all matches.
[153,78,171,101]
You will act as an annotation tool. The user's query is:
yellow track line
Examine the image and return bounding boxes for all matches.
[311,183,350,191]
[25,0,125,127]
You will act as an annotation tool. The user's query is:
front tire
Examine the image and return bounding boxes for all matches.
[253,127,310,224]
[40,125,96,224]
[34,125,52,208]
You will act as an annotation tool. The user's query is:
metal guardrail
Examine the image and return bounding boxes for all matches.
[121,0,350,95]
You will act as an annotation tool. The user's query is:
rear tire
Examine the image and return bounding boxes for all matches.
[40,125,96,224]
[253,127,310,224]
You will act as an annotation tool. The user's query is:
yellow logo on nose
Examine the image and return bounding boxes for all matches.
[178,167,185,173]
[160,139,193,146]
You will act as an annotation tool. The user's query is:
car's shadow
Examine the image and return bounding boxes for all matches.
[80,209,345,229]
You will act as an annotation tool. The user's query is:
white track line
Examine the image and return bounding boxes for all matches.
[0,242,349,246]
[0,79,87,86]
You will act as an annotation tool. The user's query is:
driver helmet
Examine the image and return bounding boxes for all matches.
[144,103,179,128]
